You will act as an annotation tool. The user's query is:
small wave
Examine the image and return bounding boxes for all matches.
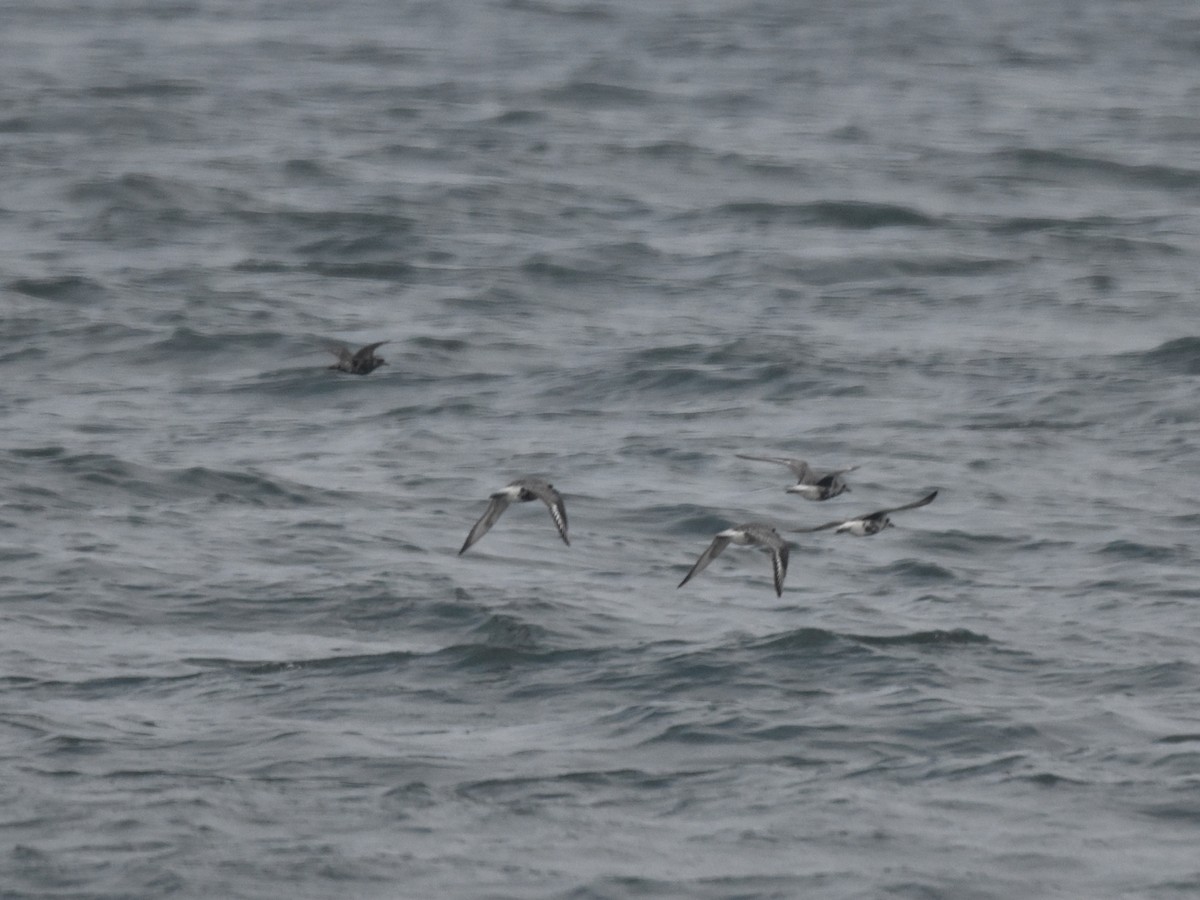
[142,327,291,360]
[0,116,35,133]
[504,0,614,20]
[747,627,844,654]
[380,781,438,819]
[1139,803,1200,824]
[869,558,958,582]
[547,361,766,403]
[9,446,67,460]
[541,80,654,107]
[848,629,990,648]
[430,614,609,673]
[296,233,409,260]
[471,613,546,650]
[602,140,810,180]
[963,416,1094,431]
[889,256,1016,277]
[592,703,680,737]
[169,466,339,507]
[996,147,1200,191]
[1017,771,1089,787]
[485,108,549,126]
[456,767,673,809]
[19,452,343,508]
[186,648,418,675]
[615,138,708,162]
[29,672,203,698]
[545,337,828,404]
[8,275,108,304]
[918,531,1025,553]
[86,79,202,99]
[1096,540,1180,563]
[281,158,333,178]
[303,260,415,281]
[987,214,1150,236]
[1129,336,1200,375]
[700,199,939,229]
[434,642,581,672]
[67,172,247,217]
[38,734,110,757]
[519,242,663,286]
[1156,733,1200,745]
[410,336,470,353]
[640,715,759,746]
[650,505,744,537]
[238,207,414,237]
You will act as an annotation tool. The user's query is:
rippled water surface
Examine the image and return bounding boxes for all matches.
[3,1,1200,897]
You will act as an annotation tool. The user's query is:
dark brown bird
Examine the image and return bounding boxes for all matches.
[328,341,388,375]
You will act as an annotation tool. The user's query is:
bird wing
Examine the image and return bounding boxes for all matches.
[458,494,512,555]
[747,527,789,597]
[527,481,570,546]
[820,465,859,477]
[327,345,354,364]
[770,544,789,597]
[873,490,938,517]
[352,341,388,362]
[677,535,731,588]
[787,519,845,534]
[736,454,812,481]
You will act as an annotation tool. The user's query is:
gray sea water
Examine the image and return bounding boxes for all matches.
[3,1,1200,897]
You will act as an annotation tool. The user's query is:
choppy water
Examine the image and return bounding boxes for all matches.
[3,1,1200,897]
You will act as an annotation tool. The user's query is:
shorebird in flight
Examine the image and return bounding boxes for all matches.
[328,341,388,375]
[678,523,790,597]
[736,454,858,501]
[789,490,938,536]
[459,477,569,555]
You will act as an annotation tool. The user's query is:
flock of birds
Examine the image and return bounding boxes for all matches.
[328,340,939,597]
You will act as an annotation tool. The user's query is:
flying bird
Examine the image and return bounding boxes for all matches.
[678,523,790,597]
[328,341,388,375]
[459,477,569,555]
[736,454,858,500]
[789,490,938,536]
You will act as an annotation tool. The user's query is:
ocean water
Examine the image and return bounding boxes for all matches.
[2,0,1199,897]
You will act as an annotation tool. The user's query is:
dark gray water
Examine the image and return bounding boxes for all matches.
[3,1,1199,897]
